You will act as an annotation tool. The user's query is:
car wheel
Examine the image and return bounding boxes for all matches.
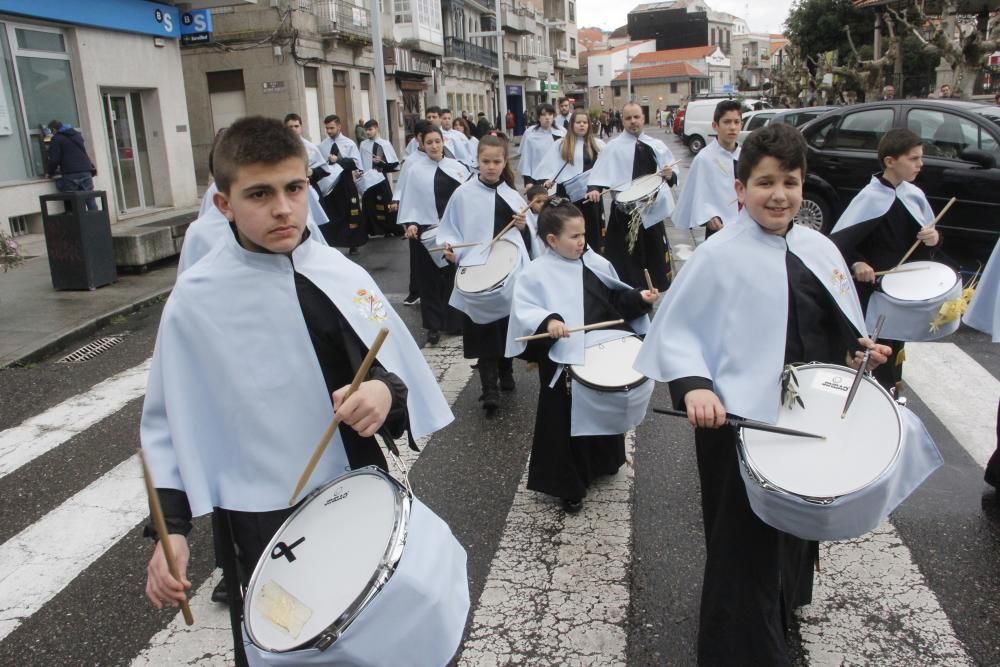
[688,135,705,154]
[794,193,831,232]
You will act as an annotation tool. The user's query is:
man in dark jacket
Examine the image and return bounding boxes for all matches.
[46,120,97,210]
[475,112,490,138]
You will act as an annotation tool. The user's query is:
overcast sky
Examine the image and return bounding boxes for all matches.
[577,0,795,35]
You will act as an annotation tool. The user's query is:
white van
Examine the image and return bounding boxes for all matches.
[682,97,772,154]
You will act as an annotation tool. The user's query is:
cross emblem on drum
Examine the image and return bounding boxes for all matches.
[271,536,306,562]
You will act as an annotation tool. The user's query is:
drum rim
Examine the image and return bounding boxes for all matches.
[567,333,649,392]
[454,238,519,294]
[244,466,412,653]
[878,260,959,301]
[419,225,439,242]
[737,362,903,503]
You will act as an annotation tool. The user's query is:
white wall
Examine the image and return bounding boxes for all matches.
[587,41,655,88]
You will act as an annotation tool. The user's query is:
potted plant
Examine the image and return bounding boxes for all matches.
[1,229,23,272]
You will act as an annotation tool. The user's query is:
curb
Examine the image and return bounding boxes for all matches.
[1,286,173,369]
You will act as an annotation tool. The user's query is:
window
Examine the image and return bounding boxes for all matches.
[598,64,604,77]
[304,67,318,87]
[907,108,987,159]
[746,113,774,131]
[394,0,411,22]
[805,117,837,148]
[0,27,31,181]
[670,82,677,94]
[570,37,576,56]
[568,1,575,21]
[360,72,370,90]
[827,108,893,151]
[711,28,716,45]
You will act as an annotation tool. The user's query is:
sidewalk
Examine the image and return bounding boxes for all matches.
[0,207,195,368]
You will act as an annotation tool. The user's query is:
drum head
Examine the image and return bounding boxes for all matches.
[419,226,439,244]
[881,261,958,301]
[455,239,519,293]
[617,174,662,204]
[244,469,406,652]
[741,364,901,499]
[569,334,647,390]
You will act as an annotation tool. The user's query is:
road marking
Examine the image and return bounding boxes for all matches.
[905,342,998,468]
[0,358,151,480]
[131,336,470,665]
[0,455,147,642]
[799,522,974,665]
[458,434,635,666]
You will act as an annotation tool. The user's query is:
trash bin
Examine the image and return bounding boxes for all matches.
[39,190,117,290]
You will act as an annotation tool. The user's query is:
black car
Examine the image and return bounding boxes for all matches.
[795,99,1000,266]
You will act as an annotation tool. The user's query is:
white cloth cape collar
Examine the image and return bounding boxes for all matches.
[301,137,326,168]
[536,136,606,184]
[319,134,361,162]
[505,249,649,364]
[964,238,1000,341]
[672,139,740,229]
[142,233,453,514]
[396,152,468,226]
[634,209,867,424]
[587,131,672,191]
[831,175,934,233]
[436,177,528,263]
[359,137,399,169]
[518,125,568,178]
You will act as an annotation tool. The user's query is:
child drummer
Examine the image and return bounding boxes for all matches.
[140,117,453,667]
[634,124,891,666]
[829,128,943,392]
[506,198,657,512]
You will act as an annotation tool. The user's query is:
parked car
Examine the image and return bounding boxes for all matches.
[796,99,1000,266]
[673,106,685,135]
[683,97,771,154]
[771,105,838,128]
[737,109,779,145]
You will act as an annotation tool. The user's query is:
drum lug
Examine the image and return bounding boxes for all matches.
[316,631,339,651]
[895,395,907,408]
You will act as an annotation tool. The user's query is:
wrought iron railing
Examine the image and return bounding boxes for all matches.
[444,36,497,68]
[313,0,371,39]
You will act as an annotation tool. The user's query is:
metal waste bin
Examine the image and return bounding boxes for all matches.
[39,190,117,290]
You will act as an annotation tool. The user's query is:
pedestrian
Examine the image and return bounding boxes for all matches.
[554,97,573,129]
[587,102,677,290]
[452,116,479,162]
[505,198,658,513]
[439,108,473,166]
[938,83,953,99]
[505,109,515,134]
[393,124,468,346]
[355,118,366,144]
[655,107,662,128]
[476,111,491,138]
[633,122,893,666]
[437,135,530,416]
[517,103,566,187]
[881,84,896,100]
[140,115,455,667]
[45,120,98,210]
[828,128,942,394]
[359,119,400,237]
[672,100,742,238]
[318,114,367,254]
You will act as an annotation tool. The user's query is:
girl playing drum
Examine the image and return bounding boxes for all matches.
[506,198,658,513]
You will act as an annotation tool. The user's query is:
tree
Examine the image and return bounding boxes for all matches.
[784,0,875,68]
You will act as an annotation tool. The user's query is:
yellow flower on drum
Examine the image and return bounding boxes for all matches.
[352,288,387,322]
[830,268,851,295]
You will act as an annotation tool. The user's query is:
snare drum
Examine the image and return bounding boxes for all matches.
[737,364,942,541]
[567,331,654,437]
[243,467,469,666]
[614,174,662,215]
[452,238,523,324]
[419,226,449,269]
[867,260,962,341]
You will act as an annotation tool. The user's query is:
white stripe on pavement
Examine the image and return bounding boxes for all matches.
[904,341,999,468]
[0,358,151,480]
[458,434,635,666]
[131,336,471,666]
[0,455,147,642]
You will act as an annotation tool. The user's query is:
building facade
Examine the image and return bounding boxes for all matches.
[585,40,656,112]
[0,0,198,236]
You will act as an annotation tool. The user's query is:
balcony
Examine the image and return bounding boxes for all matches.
[500,2,534,34]
[534,54,554,74]
[313,0,371,41]
[444,37,498,69]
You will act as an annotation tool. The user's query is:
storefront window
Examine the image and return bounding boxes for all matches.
[0,25,31,181]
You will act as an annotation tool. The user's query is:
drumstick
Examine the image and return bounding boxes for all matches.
[652,408,826,440]
[514,319,625,342]
[489,202,534,248]
[894,196,955,268]
[873,266,928,277]
[428,241,480,252]
[290,328,390,505]
[643,269,654,292]
[138,450,194,626]
[841,313,886,419]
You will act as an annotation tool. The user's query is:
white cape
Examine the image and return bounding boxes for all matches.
[517,125,567,179]
[588,131,677,226]
[301,138,326,169]
[535,136,606,187]
[359,137,399,169]
[634,210,867,424]
[505,249,649,363]
[672,139,740,229]
[142,234,454,515]
[319,134,362,163]
[964,239,1000,341]
[395,152,469,227]
[832,176,934,233]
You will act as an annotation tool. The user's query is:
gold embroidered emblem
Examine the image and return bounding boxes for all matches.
[352,288,387,322]
[831,268,850,295]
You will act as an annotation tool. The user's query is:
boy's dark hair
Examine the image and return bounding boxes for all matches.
[877,128,922,167]
[440,107,452,116]
[737,123,807,184]
[323,114,341,125]
[537,198,584,241]
[283,113,302,124]
[714,100,742,123]
[212,116,306,194]
[47,119,63,131]
[414,120,434,138]
[537,103,556,117]
[363,119,379,129]
[425,106,441,116]
[419,125,444,143]
[525,184,548,201]
[558,97,569,105]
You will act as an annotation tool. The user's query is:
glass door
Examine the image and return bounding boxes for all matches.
[103,92,151,213]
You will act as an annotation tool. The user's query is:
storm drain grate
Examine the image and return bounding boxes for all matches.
[57,335,127,363]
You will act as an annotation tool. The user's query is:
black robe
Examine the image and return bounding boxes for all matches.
[669,250,859,667]
[319,143,367,249]
[599,141,676,290]
[362,143,400,237]
[461,181,516,361]
[556,151,605,254]
[523,266,650,500]
[407,167,465,334]
[151,259,410,667]
[829,174,944,389]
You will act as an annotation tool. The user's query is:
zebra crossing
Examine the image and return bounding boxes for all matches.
[0,323,997,665]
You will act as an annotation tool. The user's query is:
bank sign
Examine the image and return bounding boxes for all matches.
[0,0,181,38]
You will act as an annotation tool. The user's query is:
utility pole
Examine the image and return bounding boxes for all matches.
[469,1,507,129]
[626,44,632,102]
[370,0,389,135]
